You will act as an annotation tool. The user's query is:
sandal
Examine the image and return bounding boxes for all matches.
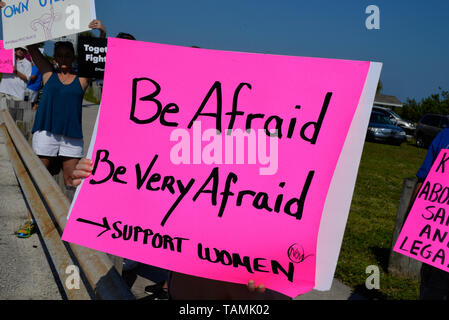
[15,220,36,238]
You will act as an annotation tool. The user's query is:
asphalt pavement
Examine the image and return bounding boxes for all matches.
[0,123,62,300]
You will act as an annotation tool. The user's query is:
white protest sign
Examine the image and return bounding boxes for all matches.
[1,0,96,49]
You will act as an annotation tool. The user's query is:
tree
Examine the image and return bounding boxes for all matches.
[398,88,449,122]
[376,80,383,94]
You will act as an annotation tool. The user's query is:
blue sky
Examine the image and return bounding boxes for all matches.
[2,0,449,102]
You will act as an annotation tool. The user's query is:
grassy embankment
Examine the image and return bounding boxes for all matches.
[335,139,428,299]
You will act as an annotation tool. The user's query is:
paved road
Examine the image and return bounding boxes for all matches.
[0,126,62,300]
[0,101,99,300]
[81,101,100,156]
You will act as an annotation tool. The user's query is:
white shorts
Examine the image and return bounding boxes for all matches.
[27,89,39,103]
[32,130,84,158]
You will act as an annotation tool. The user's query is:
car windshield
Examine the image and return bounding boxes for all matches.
[370,113,392,125]
[389,110,401,119]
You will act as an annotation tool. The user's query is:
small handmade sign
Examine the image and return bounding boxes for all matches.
[394,149,449,273]
[0,40,14,73]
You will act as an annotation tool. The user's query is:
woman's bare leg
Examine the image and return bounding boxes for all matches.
[38,156,52,168]
[62,157,80,187]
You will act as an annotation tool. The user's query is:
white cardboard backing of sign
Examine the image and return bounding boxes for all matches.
[314,62,382,290]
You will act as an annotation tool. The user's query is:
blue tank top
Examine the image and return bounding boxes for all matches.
[32,72,84,139]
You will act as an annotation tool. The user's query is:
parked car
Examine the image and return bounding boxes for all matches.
[372,106,416,136]
[366,111,407,145]
[415,114,449,148]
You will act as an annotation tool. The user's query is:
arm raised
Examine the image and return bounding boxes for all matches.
[26,44,53,84]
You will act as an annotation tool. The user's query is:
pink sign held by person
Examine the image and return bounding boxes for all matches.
[394,149,449,272]
[61,38,382,298]
[0,40,14,74]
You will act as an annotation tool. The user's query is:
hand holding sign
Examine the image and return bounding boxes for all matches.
[72,158,93,187]
[247,279,266,293]
[88,19,106,37]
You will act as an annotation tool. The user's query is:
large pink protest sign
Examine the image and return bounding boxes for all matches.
[62,37,378,297]
[394,149,449,272]
[0,40,13,73]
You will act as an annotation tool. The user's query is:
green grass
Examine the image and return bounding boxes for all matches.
[335,140,428,300]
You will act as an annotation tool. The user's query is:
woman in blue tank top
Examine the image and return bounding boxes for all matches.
[26,20,106,188]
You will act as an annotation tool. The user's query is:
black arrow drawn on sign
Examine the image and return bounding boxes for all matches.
[76,217,111,238]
